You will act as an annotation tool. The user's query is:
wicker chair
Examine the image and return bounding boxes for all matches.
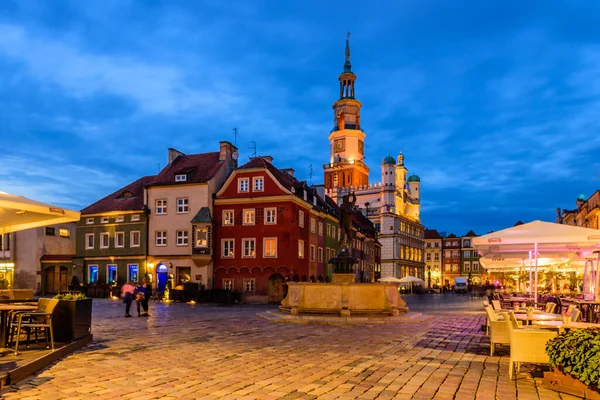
[504,314,558,379]
[571,308,581,322]
[12,299,59,355]
[544,303,556,314]
[491,300,503,311]
[485,306,510,356]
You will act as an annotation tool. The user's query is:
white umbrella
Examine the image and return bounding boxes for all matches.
[399,276,424,283]
[378,277,403,283]
[0,192,80,234]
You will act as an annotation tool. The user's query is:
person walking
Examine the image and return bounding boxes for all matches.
[135,280,150,317]
[121,280,135,317]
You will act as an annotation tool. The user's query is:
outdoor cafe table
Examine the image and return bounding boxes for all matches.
[0,304,36,353]
[514,313,563,325]
[532,320,600,332]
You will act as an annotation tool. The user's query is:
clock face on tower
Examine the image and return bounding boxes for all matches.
[334,138,345,152]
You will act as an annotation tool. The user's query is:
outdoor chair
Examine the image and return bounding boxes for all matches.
[565,304,577,316]
[8,298,51,344]
[544,303,556,314]
[491,300,503,311]
[12,298,59,355]
[504,315,558,379]
[485,307,511,355]
[571,308,581,322]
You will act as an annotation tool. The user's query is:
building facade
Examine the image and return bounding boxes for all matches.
[424,229,442,287]
[323,38,425,280]
[146,142,237,292]
[460,230,483,285]
[557,191,600,230]
[442,234,461,288]
[0,233,14,289]
[213,157,380,303]
[75,176,154,290]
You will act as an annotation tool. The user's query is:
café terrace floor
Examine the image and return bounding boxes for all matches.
[0,295,586,400]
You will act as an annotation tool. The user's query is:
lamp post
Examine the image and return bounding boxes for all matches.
[427,265,431,288]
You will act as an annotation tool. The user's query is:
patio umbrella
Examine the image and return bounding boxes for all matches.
[0,192,80,234]
[399,276,424,283]
[378,277,403,283]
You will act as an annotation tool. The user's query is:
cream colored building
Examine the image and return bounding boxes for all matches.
[146,141,237,290]
[323,38,425,279]
[424,229,442,287]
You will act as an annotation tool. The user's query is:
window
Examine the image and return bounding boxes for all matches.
[100,232,110,249]
[101,217,109,223]
[243,278,255,293]
[264,238,277,257]
[131,231,140,247]
[177,198,189,213]
[299,211,304,227]
[452,264,459,273]
[128,264,139,282]
[445,264,452,272]
[242,239,256,258]
[310,245,315,261]
[222,239,234,258]
[473,262,480,271]
[116,216,124,222]
[156,231,167,246]
[318,247,323,263]
[375,223,381,232]
[131,214,140,221]
[86,218,94,225]
[89,265,98,283]
[473,251,479,258]
[223,210,234,226]
[318,222,323,236]
[176,230,189,246]
[463,239,471,247]
[463,250,471,258]
[434,242,440,248]
[45,227,55,236]
[223,279,233,291]
[298,240,304,258]
[265,208,276,224]
[238,178,249,192]
[115,232,125,248]
[434,253,440,261]
[195,227,208,247]
[253,176,264,192]
[156,199,167,214]
[426,253,431,261]
[175,174,187,182]
[452,250,459,258]
[310,218,316,233]
[426,243,431,248]
[59,228,70,238]
[464,263,471,272]
[243,209,255,225]
[107,265,117,284]
[444,250,451,258]
[326,224,330,238]
[85,233,94,249]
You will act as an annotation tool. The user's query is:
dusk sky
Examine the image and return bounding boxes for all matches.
[1,1,599,236]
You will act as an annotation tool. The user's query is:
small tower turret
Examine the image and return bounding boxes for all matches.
[407,174,421,204]
[395,151,407,189]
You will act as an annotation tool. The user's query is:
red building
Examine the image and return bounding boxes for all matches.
[213,157,339,302]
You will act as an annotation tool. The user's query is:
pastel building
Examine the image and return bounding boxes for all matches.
[323,38,425,279]
[424,229,442,287]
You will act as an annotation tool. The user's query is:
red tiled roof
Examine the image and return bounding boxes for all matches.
[424,229,441,239]
[148,152,223,186]
[463,230,478,237]
[238,157,296,190]
[81,175,155,214]
[40,254,75,261]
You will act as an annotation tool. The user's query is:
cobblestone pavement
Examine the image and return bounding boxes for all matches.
[1,296,581,400]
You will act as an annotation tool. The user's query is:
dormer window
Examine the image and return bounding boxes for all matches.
[175,174,187,182]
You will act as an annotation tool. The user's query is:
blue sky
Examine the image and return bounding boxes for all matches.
[1,1,599,236]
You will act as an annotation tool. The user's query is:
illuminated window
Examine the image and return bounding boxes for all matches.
[264,238,277,257]
[177,198,189,213]
[59,228,70,238]
[223,210,234,226]
[100,232,110,249]
[223,279,233,290]
[243,239,256,258]
[116,216,124,222]
[85,233,94,249]
[253,176,264,192]
[107,265,117,284]
[131,214,140,221]
[195,227,208,247]
[101,217,109,223]
[86,218,94,225]
[89,265,98,283]
[243,209,255,225]
[156,199,167,214]
[128,264,139,282]
[298,240,304,258]
[265,208,276,224]
[238,178,249,192]
[115,232,125,248]
[244,278,255,293]
[222,239,234,258]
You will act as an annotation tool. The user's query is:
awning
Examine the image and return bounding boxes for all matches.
[0,192,80,234]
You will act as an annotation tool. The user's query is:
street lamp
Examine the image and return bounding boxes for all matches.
[427,265,431,288]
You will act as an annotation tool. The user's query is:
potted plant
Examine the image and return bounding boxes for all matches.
[52,293,93,342]
[544,328,600,399]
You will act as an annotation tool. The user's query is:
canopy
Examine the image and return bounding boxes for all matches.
[0,192,80,234]
[399,276,424,283]
[378,277,403,283]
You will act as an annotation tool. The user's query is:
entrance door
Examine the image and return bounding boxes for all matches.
[59,266,69,292]
[268,273,284,303]
[156,264,168,294]
[45,266,55,294]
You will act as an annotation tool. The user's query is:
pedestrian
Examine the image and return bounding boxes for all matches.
[135,280,150,317]
[121,280,135,317]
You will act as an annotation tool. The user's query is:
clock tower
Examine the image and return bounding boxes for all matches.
[323,35,369,191]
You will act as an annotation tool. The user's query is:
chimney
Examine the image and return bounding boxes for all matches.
[219,141,237,161]
[281,168,295,177]
[261,155,273,163]
[168,148,185,164]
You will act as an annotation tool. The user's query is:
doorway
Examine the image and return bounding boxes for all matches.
[44,265,69,294]
[156,264,168,294]
[268,273,284,303]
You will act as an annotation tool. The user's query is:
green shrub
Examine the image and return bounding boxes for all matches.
[546,328,600,389]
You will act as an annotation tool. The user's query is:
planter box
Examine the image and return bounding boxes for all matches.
[543,368,600,400]
[52,298,93,342]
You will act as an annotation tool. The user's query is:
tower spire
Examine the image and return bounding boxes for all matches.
[344,32,352,73]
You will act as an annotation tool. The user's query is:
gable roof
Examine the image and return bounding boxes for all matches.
[148,152,222,186]
[424,229,441,239]
[463,230,477,237]
[238,157,297,190]
[81,175,155,215]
